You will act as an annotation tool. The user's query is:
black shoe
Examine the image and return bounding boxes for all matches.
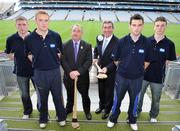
[101,112,109,119]
[95,108,103,114]
[85,112,92,120]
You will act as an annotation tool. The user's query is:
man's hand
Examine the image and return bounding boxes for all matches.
[102,67,107,74]
[166,60,170,65]
[93,59,98,64]
[57,53,61,59]
[144,62,150,70]
[69,70,80,80]
[28,55,33,62]
[114,61,119,66]
[7,53,14,60]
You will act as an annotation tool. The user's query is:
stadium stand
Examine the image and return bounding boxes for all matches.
[131,11,153,22]
[100,10,118,22]
[66,10,84,21]
[145,12,163,22]
[172,13,180,22]
[0,2,15,19]
[2,0,180,24]
[116,11,131,22]
[83,10,100,21]
[5,10,25,20]
[50,10,68,20]
[161,12,179,23]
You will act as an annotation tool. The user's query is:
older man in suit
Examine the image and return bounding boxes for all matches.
[61,24,92,120]
[93,21,118,119]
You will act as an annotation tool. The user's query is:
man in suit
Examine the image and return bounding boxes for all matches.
[62,24,92,120]
[93,21,118,119]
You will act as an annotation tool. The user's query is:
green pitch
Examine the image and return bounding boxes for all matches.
[0,20,180,53]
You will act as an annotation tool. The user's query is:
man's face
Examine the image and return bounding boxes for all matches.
[130,20,144,36]
[102,23,114,38]
[154,21,167,35]
[35,14,49,32]
[71,26,82,41]
[16,20,28,34]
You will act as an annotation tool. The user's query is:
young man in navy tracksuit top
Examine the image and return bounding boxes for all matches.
[137,16,176,123]
[107,14,153,131]
[5,16,36,120]
[25,10,66,129]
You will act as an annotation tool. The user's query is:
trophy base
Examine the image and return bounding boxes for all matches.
[96,73,108,79]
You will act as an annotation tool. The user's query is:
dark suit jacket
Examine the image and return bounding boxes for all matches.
[94,35,118,74]
[61,39,92,83]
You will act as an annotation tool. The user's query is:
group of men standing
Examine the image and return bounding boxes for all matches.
[5,10,176,130]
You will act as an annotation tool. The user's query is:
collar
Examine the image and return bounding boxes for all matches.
[130,33,141,42]
[33,29,52,37]
[128,33,143,44]
[150,35,167,42]
[149,35,168,46]
[72,40,81,45]
[15,31,31,39]
[104,35,113,42]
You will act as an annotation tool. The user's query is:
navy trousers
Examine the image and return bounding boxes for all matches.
[109,74,143,124]
[34,68,66,123]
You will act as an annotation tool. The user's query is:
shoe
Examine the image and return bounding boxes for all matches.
[22,115,29,119]
[59,120,66,127]
[40,123,47,129]
[150,118,157,123]
[130,123,138,131]
[85,112,92,120]
[107,121,115,128]
[95,108,103,114]
[101,112,109,119]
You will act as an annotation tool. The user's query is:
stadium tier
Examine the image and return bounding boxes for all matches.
[4,9,180,24]
[1,0,179,23]
[19,0,180,12]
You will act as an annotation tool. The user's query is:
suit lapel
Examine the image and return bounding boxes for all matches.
[99,41,103,58]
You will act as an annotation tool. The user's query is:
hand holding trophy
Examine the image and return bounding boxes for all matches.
[94,61,108,79]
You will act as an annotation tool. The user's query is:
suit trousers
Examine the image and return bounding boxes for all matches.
[64,77,91,114]
[97,72,115,113]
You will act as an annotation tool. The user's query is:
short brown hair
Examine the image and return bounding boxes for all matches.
[102,20,114,29]
[130,14,144,25]
[154,16,167,25]
[35,10,49,19]
[15,16,27,22]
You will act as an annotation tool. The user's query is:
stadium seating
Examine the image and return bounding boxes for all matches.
[83,10,100,21]
[100,11,118,22]
[66,10,84,21]
[0,2,15,19]
[5,10,25,20]
[50,10,68,20]
[116,11,131,22]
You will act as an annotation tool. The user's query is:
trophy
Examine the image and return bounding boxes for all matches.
[94,62,108,79]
